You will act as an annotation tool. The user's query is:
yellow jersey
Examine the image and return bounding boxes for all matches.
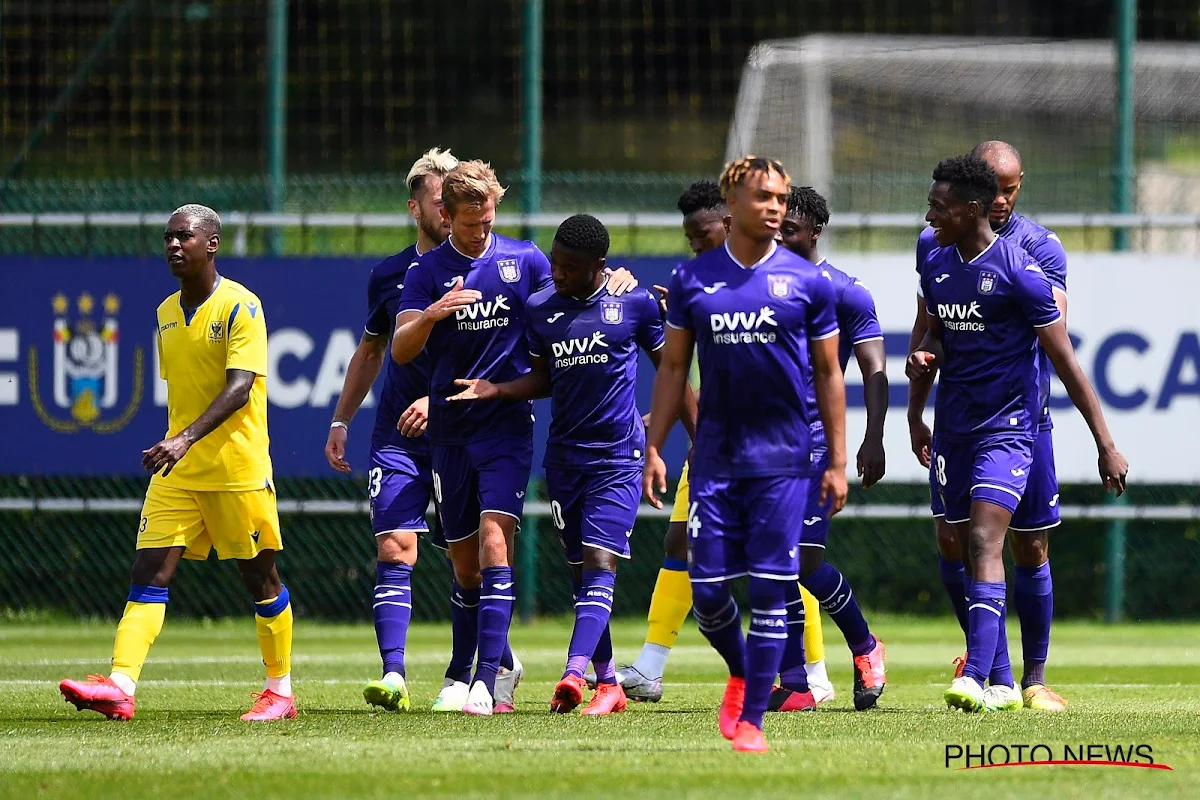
[153,276,272,491]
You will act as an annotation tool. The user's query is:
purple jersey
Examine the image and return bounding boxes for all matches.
[817,259,884,372]
[917,212,1067,430]
[527,283,664,468]
[398,234,552,445]
[919,236,1061,441]
[666,241,838,479]
[364,245,432,454]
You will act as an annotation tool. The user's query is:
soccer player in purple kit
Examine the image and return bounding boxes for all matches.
[909,154,1127,713]
[393,161,637,716]
[908,141,1073,711]
[773,186,888,712]
[449,214,695,715]
[644,156,849,753]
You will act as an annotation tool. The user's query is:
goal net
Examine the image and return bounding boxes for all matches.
[725,35,1200,237]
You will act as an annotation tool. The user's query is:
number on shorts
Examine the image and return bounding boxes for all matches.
[368,467,383,499]
[138,516,148,533]
[432,471,443,504]
[549,500,566,531]
[935,454,948,487]
[687,501,701,539]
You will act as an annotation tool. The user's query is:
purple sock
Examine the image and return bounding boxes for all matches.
[472,566,515,695]
[374,562,412,677]
[1014,561,1053,688]
[938,555,970,638]
[962,579,1006,687]
[742,578,789,728]
[592,625,616,684]
[501,642,515,671]
[691,582,745,678]
[778,581,809,691]
[988,601,1015,687]
[803,561,874,656]
[446,579,478,684]
[564,570,616,680]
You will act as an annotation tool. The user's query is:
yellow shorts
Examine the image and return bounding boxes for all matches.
[669,461,690,524]
[137,481,282,561]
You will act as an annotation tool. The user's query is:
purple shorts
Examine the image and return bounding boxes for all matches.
[930,434,1034,523]
[800,451,832,549]
[368,446,432,535]
[546,464,642,564]
[432,435,533,544]
[687,473,811,583]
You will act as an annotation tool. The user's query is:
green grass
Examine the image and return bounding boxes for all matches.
[1,617,1197,798]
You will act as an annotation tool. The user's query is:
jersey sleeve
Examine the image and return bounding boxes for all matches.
[807,271,840,340]
[398,260,435,315]
[664,265,689,331]
[1013,261,1062,328]
[226,296,268,376]
[529,246,553,293]
[839,280,883,346]
[156,326,167,380]
[363,265,389,337]
[526,319,546,358]
[636,290,666,351]
[1027,232,1068,293]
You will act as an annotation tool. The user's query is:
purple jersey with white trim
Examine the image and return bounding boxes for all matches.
[917,212,1067,430]
[364,244,432,455]
[919,236,1061,440]
[527,284,664,468]
[666,242,838,479]
[399,234,551,445]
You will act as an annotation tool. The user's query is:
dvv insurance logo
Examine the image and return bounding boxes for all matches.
[945,742,1173,771]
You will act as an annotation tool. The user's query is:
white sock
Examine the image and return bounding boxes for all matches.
[631,643,671,681]
[265,673,292,697]
[109,671,136,696]
[805,660,831,688]
[383,671,404,686]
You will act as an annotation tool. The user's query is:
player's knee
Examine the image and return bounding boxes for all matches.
[689,581,728,617]
[130,548,176,588]
[799,548,824,580]
[966,523,1006,568]
[377,531,418,566]
[936,521,961,560]
[1009,530,1049,567]
[238,555,282,603]
[663,522,688,561]
[582,547,618,573]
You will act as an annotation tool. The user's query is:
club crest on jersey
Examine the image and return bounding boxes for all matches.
[601,300,623,325]
[767,274,791,298]
[497,258,521,283]
[208,320,224,343]
[28,291,144,434]
[977,271,998,295]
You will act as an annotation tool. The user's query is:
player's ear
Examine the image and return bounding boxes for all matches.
[407,197,419,219]
[596,256,607,275]
[812,224,823,243]
[207,232,220,255]
[439,205,452,223]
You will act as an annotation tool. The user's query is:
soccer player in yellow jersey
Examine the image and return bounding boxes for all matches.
[59,204,295,722]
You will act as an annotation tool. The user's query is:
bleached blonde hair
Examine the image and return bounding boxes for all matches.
[405,147,460,196]
[441,159,507,216]
[170,204,222,235]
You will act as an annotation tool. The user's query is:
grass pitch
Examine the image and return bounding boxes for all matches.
[1,616,1197,798]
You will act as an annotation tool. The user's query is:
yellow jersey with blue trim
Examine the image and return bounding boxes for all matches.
[152,276,272,491]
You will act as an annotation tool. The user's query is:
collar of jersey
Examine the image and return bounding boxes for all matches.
[994,212,1019,238]
[955,235,999,265]
[723,239,777,270]
[447,233,495,263]
[180,274,222,325]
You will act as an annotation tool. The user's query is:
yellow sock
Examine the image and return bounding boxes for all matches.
[111,591,168,683]
[644,565,693,649]
[801,585,826,664]
[254,587,293,680]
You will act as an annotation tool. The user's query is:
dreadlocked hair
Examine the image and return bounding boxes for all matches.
[718,156,790,199]
[787,186,830,228]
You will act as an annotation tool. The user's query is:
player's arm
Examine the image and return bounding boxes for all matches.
[447,356,552,402]
[643,324,694,508]
[142,368,258,476]
[392,273,481,364]
[906,287,941,468]
[644,345,698,441]
[812,333,849,516]
[853,337,888,488]
[325,330,387,472]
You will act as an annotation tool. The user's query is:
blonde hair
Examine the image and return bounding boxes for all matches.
[441,160,507,215]
[406,147,459,196]
[170,204,222,235]
[718,155,790,199]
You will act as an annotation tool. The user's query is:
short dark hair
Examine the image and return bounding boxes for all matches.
[677,180,726,217]
[553,213,610,260]
[786,186,830,227]
[932,154,999,209]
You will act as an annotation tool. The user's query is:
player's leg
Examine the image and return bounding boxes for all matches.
[687,476,748,741]
[932,484,970,641]
[1008,428,1064,710]
[59,483,203,719]
[768,579,815,712]
[799,586,831,703]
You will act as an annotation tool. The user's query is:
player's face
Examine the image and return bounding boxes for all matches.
[925,182,976,247]
[549,241,605,298]
[410,176,451,244]
[728,170,788,243]
[443,198,496,258]
[986,159,1023,229]
[778,213,820,262]
[163,214,217,279]
[682,209,728,255]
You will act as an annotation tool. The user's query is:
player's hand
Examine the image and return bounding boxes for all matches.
[605,267,639,296]
[906,350,938,381]
[642,447,668,509]
[652,284,670,319]
[1098,445,1129,497]
[857,435,886,489]
[819,463,849,517]
[398,396,429,437]
[325,425,351,472]
[142,434,191,477]
[447,378,499,402]
[641,412,652,429]
[908,418,932,468]
[422,276,482,322]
